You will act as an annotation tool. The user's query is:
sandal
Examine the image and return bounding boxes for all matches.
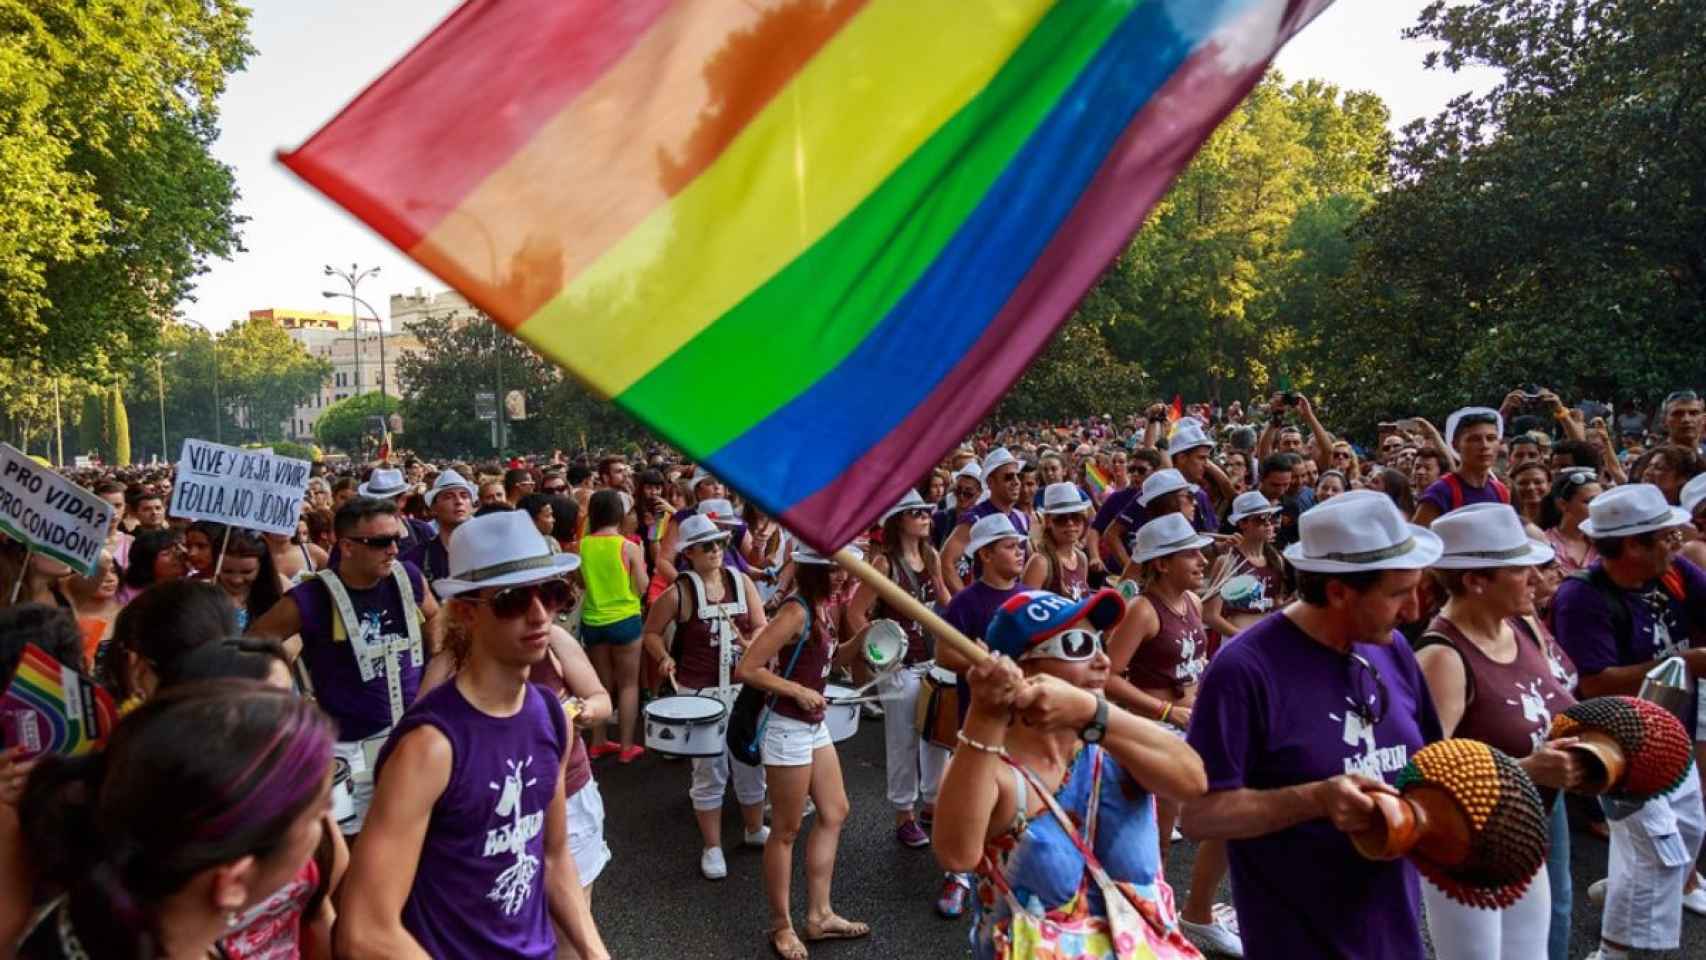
[770,927,809,960]
[803,914,870,942]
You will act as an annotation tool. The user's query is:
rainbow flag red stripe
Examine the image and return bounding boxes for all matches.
[1084,461,1110,498]
[0,645,114,758]
[282,0,1330,551]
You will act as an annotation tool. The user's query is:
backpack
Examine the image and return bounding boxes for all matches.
[1442,472,1511,510]
[1566,562,1688,664]
[725,597,811,767]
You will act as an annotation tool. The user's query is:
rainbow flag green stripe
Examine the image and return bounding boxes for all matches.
[616,0,1132,455]
[282,0,1331,551]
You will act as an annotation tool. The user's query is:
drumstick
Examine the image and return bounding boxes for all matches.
[834,547,990,665]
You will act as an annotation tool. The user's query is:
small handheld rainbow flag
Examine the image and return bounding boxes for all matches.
[1084,461,1110,497]
[650,513,672,545]
[1,644,117,760]
[282,0,1331,552]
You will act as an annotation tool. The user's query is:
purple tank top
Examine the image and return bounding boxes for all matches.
[874,548,935,664]
[1125,592,1208,695]
[378,680,567,960]
[773,598,837,725]
[291,561,426,741]
[1421,616,1575,759]
[672,569,754,690]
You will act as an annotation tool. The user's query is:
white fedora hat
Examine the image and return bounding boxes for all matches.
[1129,513,1213,565]
[1578,483,1690,540]
[1444,406,1504,447]
[1682,473,1706,518]
[880,489,932,525]
[1167,420,1213,457]
[1228,490,1282,526]
[791,542,861,565]
[1040,482,1092,516]
[676,513,731,549]
[965,513,1025,557]
[688,467,718,492]
[980,447,1018,495]
[1430,503,1555,569]
[1284,490,1444,573]
[695,498,739,526]
[433,511,580,598]
[426,468,478,506]
[358,467,410,499]
[1136,468,1196,508]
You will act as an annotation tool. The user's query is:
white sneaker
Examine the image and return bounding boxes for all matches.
[1586,878,1606,907]
[1180,905,1243,958]
[744,825,771,847]
[1683,877,1706,916]
[700,846,727,880]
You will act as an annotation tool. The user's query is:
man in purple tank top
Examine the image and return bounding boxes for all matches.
[337,511,608,960]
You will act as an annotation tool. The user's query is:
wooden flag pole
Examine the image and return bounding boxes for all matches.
[9,546,31,604]
[832,547,990,667]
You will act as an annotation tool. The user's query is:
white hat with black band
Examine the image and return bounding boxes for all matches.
[1578,483,1690,540]
[676,513,732,550]
[880,489,932,525]
[1283,490,1443,574]
[1129,513,1213,565]
[358,467,410,499]
[1430,503,1555,569]
[1040,482,1092,516]
[433,511,581,599]
[1228,490,1283,526]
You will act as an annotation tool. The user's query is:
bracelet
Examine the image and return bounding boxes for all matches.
[956,731,1008,756]
[1158,703,1173,724]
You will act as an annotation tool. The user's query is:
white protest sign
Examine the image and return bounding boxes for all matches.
[169,439,311,537]
[0,443,114,577]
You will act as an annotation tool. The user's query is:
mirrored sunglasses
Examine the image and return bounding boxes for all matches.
[1020,628,1102,662]
[468,578,574,619]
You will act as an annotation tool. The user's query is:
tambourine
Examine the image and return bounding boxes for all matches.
[1351,739,1548,910]
[1547,695,1694,801]
[863,619,908,671]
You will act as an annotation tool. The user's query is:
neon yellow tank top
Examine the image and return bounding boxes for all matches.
[579,534,641,626]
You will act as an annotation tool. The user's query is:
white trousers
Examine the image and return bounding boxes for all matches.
[684,686,767,811]
[1423,861,1550,960]
[880,666,950,812]
[1602,764,1706,950]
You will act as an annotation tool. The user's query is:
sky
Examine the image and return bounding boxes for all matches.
[180,1,1500,333]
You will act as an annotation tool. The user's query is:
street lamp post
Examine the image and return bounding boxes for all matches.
[324,263,380,396]
[156,355,167,460]
[322,291,388,405]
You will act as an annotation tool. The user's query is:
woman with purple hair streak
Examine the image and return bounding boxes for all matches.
[15,680,336,960]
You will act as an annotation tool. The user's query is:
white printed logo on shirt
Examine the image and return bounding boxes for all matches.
[1330,697,1408,777]
[484,756,544,917]
[1507,677,1561,752]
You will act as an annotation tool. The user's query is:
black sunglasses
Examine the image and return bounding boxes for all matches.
[467,578,574,619]
[346,534,403,550]
[1347,652,1388,728]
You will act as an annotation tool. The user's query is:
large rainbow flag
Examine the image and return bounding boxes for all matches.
[282,0,1331,552]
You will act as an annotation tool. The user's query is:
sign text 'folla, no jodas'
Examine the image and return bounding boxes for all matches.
[169,439,310,537]
[0,444,114,576]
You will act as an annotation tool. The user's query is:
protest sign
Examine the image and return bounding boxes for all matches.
[169,438,311,537]
[0,443,114,576]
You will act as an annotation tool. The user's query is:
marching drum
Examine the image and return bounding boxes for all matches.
[331,756,356,831]
[824,683,861,743]
[644,695,728,758]
[862,619,908,671]
[913,664,962,750]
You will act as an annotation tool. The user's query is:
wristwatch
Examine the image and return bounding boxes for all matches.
[1079,694,1109,744]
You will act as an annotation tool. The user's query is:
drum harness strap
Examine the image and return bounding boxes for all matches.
[316,564,425,729]
[685,568,748,705]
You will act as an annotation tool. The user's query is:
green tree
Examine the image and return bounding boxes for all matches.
[78,391,106,461]
[991,310,1148,423]
[0,0,253,372]
[219,318,332,443]
[1089,74,1391,403]
[119,323,226,462]
[106,385,130,466]
[1314,0,1706,427]
[314,393,398,456]
[396,313,561,458]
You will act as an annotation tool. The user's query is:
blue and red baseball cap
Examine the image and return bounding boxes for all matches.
[984,588,1126,659]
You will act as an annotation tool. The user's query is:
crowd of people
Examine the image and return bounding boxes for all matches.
[2,384,1706,960]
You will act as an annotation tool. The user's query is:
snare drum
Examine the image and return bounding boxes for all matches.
[862,619,908,671]
[644,695,728,758]
[330,756,356,831]
[913,665,962,750]
[824,683,860,743]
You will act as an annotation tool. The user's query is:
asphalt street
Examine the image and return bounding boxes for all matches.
[588,715,1706,959]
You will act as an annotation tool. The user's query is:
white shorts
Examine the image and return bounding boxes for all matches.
[565,780,611,888]
[761,712,833,767]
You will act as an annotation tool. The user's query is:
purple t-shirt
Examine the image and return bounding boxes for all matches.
[1186,613,1442,960]
[1552,559,1706,734]
[291,560,427,741]
[377,679,566,960]
[945,580,1022,721]
[1417,473,1504,516]
[1111,487,1220,549]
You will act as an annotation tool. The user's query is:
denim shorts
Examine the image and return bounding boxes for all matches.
[581,614,643,646]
